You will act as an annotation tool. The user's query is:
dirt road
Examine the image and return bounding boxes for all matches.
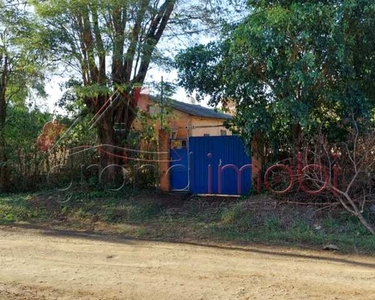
[0,226,375,300]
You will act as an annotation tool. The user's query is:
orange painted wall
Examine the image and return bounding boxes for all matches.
[190,116,230,137]
[136,94,230,139]
[167,109,191,139]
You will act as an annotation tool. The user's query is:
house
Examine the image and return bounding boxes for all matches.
[136,94,233,148]
[134,93,235,192]
[134,92,265,196]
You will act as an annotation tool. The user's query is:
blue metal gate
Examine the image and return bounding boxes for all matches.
[189,136,251,195]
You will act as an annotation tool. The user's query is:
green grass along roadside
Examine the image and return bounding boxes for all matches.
[0,190,374,254]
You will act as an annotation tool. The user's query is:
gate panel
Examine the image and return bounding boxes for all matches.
[169,148,189,191]
[189,136,251,195]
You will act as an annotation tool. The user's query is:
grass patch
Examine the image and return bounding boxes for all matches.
[207,208,375,253]
[0,189,162,225]
[1,191,375,254]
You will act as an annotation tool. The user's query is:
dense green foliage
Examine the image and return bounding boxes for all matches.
[0,0,49,190]
[176,0,375,157]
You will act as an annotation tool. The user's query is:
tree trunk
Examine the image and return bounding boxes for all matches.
[0,71,8,192]
[357,212,375,235]
[0,130,8,192]
[0,96,8,192]
[94,93,137,183]
[291,123,302,155]
[96,113,116,182]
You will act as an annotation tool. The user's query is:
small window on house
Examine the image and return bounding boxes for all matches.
[182,140,187,148]
[204,133,210,137]
[171,131,177,139]
[220,130,227,136]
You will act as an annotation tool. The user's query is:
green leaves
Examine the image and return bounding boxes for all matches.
[175,42,224,100]
[176,0,375,158]
[1,0,48,106]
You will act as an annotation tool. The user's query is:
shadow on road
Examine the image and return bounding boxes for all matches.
[2,223,375,270]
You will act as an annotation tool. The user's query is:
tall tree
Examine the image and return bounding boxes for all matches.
[0,0,46,190]
[176,0,375,162]
[32,0,231,167]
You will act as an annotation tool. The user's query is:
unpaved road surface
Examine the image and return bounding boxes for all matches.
[0,227,375,300]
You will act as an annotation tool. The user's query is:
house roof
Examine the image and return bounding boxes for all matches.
[150,96,232,120]
[171,100,232,120]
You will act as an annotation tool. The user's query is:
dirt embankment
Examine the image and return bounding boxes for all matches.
[0,226,375,300]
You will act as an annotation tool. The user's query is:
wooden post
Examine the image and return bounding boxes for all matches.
[158,129,170,192]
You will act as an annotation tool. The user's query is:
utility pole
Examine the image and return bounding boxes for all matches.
[160,76,164,129]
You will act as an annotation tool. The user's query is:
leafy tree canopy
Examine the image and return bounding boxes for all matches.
[176,0,375,158]
[0,0,49,189]
[30,0,241,166]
